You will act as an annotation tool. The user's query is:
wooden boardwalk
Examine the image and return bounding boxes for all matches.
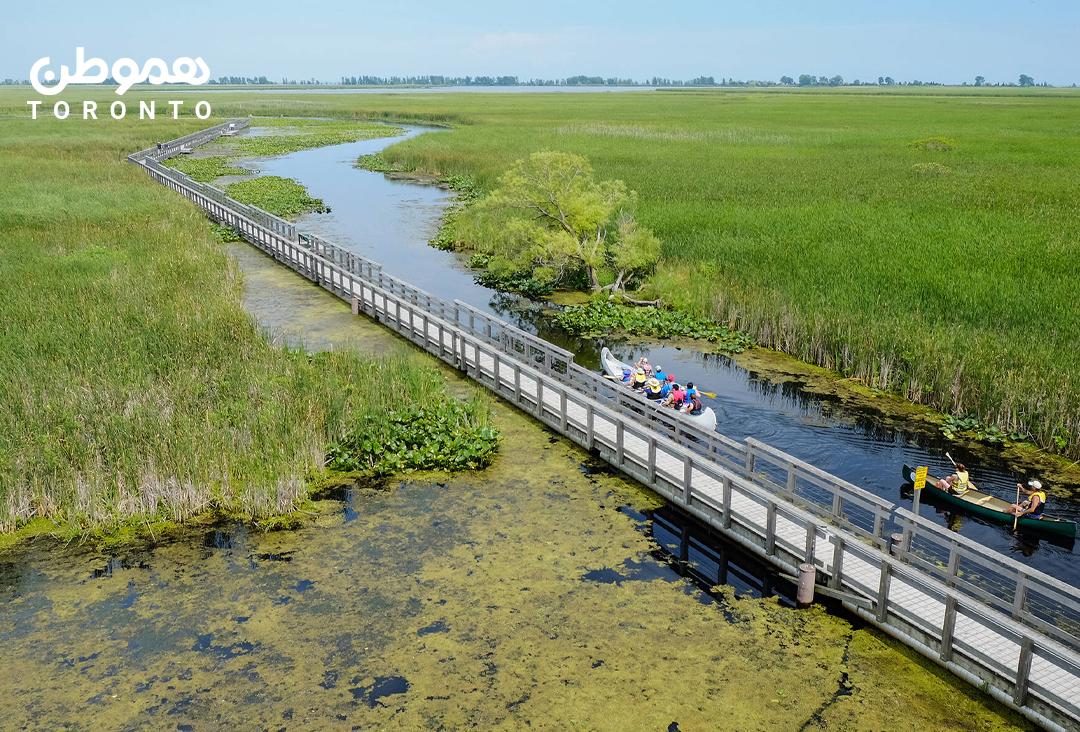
[130,122,1080,732]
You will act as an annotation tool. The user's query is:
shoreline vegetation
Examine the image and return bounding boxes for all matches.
[0,110,499,542]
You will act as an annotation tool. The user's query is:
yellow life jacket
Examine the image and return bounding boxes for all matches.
[953,470,970,495]
[1030,490,1046,515]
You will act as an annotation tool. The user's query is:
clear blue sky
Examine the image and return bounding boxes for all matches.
[3,0,1077,85]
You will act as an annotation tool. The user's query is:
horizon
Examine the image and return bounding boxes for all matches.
[3,0,1078,87]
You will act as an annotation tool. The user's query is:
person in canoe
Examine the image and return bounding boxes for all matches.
[681,382,704,416]
[653,365,667,382]
[660,374,675,400]
[634,357,652,375]
[1007,480,1046,520]
[663,382,686,409]
[630,368,648,391]
[935,462,972,496]
[644,378,665,401]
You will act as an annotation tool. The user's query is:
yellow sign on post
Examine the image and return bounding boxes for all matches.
[912,465,928,516]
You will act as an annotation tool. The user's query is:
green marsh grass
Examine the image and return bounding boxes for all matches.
[3,86,1078,456]
[0,104,491,533]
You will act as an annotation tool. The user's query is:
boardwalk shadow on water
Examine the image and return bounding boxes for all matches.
[0,230,1036,731]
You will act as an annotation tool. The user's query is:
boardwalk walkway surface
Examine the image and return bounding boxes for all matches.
[130,121,1080,731]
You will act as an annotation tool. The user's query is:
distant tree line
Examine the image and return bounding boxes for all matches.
[0,73,1066,88]
[778,74,1051,88]
[333,75,730,86]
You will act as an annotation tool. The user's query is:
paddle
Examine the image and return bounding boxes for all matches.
[1013,483,1022,530]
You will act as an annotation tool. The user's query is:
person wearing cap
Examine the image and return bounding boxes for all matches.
[1007,480,1047,519]
[620,367,634,384]
[653,365,667,382]
[644,377,665,401]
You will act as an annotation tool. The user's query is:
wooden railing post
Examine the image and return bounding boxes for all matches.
[616,422,624,466]
[647,437,657,484]
[682,455,693,507]
[829,536,845,590]
[765,502,777,555]
[946,542,960,588]
[1012,574,1029,619]
[876,560,892,622]
[1013,637,1034,706]
[804,521,816,564]
[586,404,595,449]
[721,477,732,529]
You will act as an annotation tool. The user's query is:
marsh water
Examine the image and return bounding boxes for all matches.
[249,125,1079,583]
[0,244,1032,731]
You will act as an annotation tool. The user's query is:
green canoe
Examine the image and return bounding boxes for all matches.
[902,465,1076,539]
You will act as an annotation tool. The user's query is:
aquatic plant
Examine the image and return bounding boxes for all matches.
[474,269,554,299]
[356,153,410,173]
[941,414,1025,445]
[210,223,242,242]
[162,155,250,182]
[326,398,501,474]
[555,300,755,353]
[225,176,329,219]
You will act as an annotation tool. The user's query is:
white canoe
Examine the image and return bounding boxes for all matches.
[599,347,717,431]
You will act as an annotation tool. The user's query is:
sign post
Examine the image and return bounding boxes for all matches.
[912,466,928,516]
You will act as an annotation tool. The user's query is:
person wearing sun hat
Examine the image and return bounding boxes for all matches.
[1007,480,1047,519]
[631,368,648,391]
[644,377,665,401]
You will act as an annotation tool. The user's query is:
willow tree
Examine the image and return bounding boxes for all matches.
[465,151,660,295]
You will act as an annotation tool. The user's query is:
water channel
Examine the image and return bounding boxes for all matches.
[249,123,1079,585]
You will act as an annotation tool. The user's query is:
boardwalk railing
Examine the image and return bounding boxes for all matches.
[131,122,1080,732]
